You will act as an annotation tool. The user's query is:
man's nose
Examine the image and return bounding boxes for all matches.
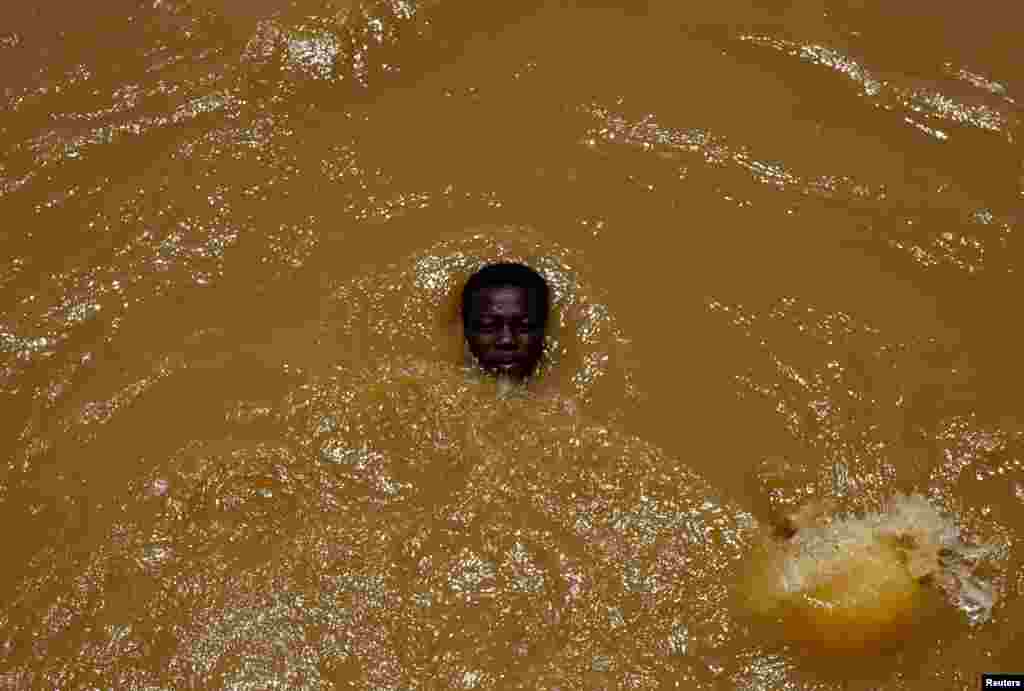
[496,324,516,346]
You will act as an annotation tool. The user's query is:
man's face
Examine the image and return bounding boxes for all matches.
[465,285,545,380]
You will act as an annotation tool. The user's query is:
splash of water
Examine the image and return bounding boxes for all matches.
[744,493,997,650]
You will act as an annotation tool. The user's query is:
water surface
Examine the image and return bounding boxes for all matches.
[2,0,1022,688]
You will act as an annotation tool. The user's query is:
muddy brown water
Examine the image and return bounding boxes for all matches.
[1,1,1023,688]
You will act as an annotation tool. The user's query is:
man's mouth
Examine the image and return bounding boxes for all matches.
[485,358,524,372]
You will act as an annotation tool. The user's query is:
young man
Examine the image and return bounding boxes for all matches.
[461,262,549,382]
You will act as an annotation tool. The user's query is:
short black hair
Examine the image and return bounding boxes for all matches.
[461,262,550,328]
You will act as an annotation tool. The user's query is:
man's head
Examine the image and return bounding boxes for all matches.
[462,262,549,380]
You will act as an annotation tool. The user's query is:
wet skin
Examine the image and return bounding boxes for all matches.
[464,285,546,380]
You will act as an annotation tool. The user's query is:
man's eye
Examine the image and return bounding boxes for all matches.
[473,321,536,333]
